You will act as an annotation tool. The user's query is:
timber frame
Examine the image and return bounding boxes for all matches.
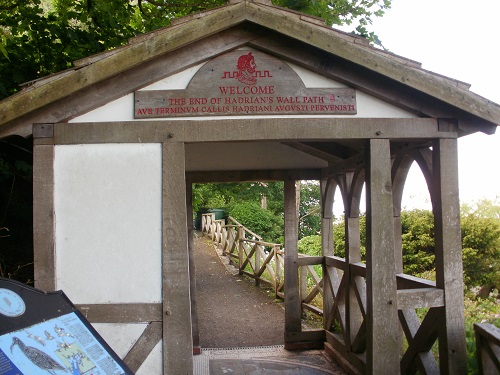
[1,0,499,373]
[33,118,465,373]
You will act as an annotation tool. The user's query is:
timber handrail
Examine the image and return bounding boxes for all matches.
[474,322,500,374]
[201,211,490,374]
[201,213,283,297]
[202,212,448,317]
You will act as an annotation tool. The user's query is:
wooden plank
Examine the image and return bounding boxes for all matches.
[399,308,440,373]
[432,138,467,374]
[321,177,335,331]
[349,262,366,277]
[123,321,163,373]
[475,323,500,374]
[397,288,444,309]
[345,208,363,350]
[52,118,453,145]
[33,143,55,291]
[325,331,366,373]
[297,256,324,266]
[399,309,440,374]
[285,329,326,343]
[186,182,201,354]
[76,303,162,323]
[284,179,301,334]
[365,138,399,373]
[281,142,344,163]
[302,303,323,316]
[162,142,193,374]
[396,273,436,289]
[324,255,347,270]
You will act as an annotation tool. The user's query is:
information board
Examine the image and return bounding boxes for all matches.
[0,278,133,375]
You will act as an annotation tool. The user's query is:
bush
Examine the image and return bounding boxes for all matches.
[297,235,322,256]
[226,202,283,243]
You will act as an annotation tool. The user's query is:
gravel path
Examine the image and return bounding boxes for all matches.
[194,235,286,348]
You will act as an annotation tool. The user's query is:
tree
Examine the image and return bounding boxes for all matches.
[461,200,500,293]
[271,0,391,45]
[0,0,391,99]
[298,181,322,238]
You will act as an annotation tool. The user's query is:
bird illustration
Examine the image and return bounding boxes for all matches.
[10,337,68,374]
[56,340,71,350]
[45,330,55,340]
[54,325,74,338]
[35,335,46,346]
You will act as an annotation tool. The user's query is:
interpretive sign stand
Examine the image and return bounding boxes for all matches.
[0,278,133,375]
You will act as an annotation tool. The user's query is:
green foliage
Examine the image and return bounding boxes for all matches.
[331,216,366,260]
[226,201,283,243]
[0,0,226,99]
[297,234,321,256]
[298,181,321,238]
[272,0,391,46]
[461,209,500,288]
[0,0,392,100]
[400,209,436,276]
[463,288,500,373]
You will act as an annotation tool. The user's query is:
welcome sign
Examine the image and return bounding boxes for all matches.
[134,50,357,118]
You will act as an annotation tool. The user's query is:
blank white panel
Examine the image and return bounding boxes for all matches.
[54,144,162,303]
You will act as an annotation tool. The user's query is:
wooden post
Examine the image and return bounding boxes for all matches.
[432,138,467,374]
[342,170,365,352]
[255,245,261,287]
[284,179,302,340]
[365,139,399,373]
[186,181,201,355]
[33,140,56,291]
[238,226,245,274]
[162,142,193,374]
[274,244,281,299]
[320,177,335,330]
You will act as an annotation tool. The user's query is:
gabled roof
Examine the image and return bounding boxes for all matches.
[0,0,498,137]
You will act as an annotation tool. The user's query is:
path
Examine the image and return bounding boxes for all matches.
[194,234,285,348]
[193,234,348,374]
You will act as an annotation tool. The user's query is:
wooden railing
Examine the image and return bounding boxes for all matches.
[202,212,491,373]
[202,213,284,298]
[201,213,328,316]
[474,322,500,374]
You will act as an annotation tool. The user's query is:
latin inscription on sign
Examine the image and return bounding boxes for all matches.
[134,51,356,118]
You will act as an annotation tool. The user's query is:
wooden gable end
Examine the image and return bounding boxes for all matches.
[0,0,498,138]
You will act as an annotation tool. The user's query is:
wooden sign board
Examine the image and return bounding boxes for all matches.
[135,50,357,118]
[0,278,132,375]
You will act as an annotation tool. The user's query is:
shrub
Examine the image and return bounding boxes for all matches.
[226,201,283,243]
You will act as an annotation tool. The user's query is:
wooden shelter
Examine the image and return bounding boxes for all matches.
[0,0,498,373]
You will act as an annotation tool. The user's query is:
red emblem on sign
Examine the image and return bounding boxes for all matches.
[236,52,257,85]
[221,52,272,83]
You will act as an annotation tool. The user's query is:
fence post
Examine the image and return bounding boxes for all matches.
[274,245,281,299]
[255,245,261,286]
[300,265,308,316]
[238,226,245,274]
[221,221,227,254]
[210,214,216,241]
[474,323,500,374]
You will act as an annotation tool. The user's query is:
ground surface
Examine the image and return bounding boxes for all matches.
[194,234,286,348]
[193,234,348,374]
